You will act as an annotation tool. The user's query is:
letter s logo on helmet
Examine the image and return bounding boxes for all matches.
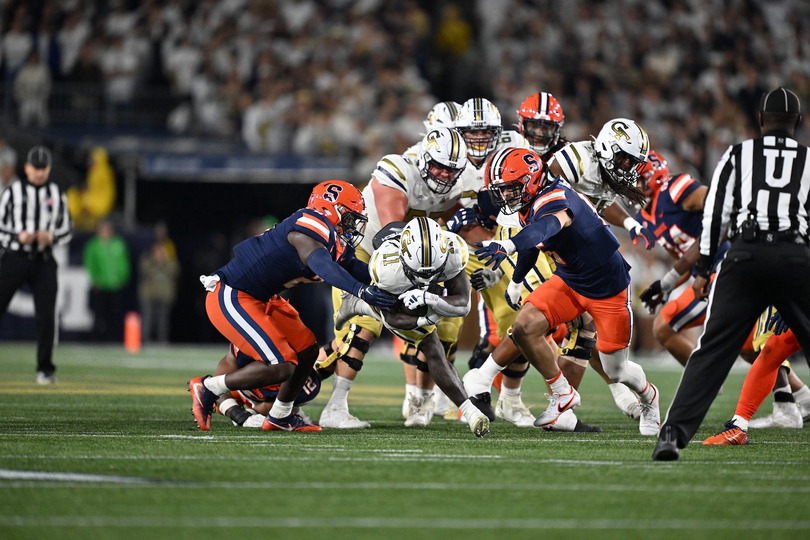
[322,182,343,203]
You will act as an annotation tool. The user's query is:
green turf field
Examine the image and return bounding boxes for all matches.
[0,342,808,540]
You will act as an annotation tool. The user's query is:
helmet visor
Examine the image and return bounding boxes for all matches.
[338,210,368,248]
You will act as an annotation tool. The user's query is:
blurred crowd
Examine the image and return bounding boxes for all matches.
[1,0,808,185]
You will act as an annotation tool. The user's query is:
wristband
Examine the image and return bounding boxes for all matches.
[660,268,680,293]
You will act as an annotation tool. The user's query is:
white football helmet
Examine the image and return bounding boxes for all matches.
[593,118,650,188]
[399,217,449,287]
[455,98,503,159]
[423,101,461,133]
[416,127,468,195]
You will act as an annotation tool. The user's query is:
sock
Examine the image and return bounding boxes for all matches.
[773,384,795,403]
[405,383,418,397]
[734,346,785,420]
[459,398,481,420]
[204,374,229,395]
[218,397,238,416]
[269,399,294,418]
[793,384,810,406]
[731,414,749,431]
[500,385,521,398]
[419,387,434,400]
[546,372,572,395]
[479,355,503,384]
[329,375,353,405]
[638,382,657,404]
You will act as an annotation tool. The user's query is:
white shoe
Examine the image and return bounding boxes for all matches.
[749,402,803,429]
[242,414,265,428]
[799,400,810,423]
[638,383,661,436]
[402,394,410,419]
[462,368,491,397]
[319,403,371,429]
[466,410,490,438]
[404,394,435,427]
[495,394,535,427]
[540,409,603,432]
[609,382,640,420]
[533,388,581,427]
[293,406,312,425]
[432,387,457,419]
[36,371,57,385]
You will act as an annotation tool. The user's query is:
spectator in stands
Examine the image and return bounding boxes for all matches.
[13,51,52,128]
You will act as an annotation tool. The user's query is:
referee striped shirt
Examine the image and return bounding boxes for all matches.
[0,178,73,253]
[700,131,810,259]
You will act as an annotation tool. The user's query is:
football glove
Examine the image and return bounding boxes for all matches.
[767,312,789,336]
[398,289,440,310]
[474,239,515,271]
[445,207,478,233]
[470,267,503,292]
[639,280,670,314]
[357,285,397,308]
[505,279,523,311]
[629,224,657,250]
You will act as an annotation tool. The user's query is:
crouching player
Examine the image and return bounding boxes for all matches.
[336,216,491,437]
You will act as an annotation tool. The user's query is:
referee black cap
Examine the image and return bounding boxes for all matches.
[26,145,52,169]
[761,88,801,115]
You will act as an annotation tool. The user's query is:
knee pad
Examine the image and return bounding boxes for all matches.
[400,346,430,373]
[559,317,596,363]
[315,323,370,373]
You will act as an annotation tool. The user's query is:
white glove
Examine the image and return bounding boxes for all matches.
[398,289,440,310]
[505,279,523,310]
[200,274,221,292]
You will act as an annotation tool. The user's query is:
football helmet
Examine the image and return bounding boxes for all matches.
[399,216,449,286]
[516,92,564,156]
[416,127,468,195]
[484,147,547,214]
[593,118,650,188]
[456,98,503,159]
[423,101,461,133]
[638,150,670,198]
[307,180,368,247]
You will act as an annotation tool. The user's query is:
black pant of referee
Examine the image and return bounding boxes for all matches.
[0,250,59,377]
[656,235,810,455]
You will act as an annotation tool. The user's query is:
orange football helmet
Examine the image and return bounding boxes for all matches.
[307,180,368,247]
[638,150,670,198]
[484,147,547,214]
[516,92,564,156]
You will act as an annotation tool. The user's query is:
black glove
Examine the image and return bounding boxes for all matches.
[767,312,789,336]
[639,280,668,314]
[470,267,502,292]
[357,285,397,308]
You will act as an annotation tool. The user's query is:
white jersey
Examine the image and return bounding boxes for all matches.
[549,140,618,211]
[459,130,530,209]
[360,153,463,255]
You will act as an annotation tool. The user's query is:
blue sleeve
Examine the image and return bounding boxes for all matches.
[341,257,372,285]
[307,248,364,296]
[511,213,563,252]
[512,249,540,283]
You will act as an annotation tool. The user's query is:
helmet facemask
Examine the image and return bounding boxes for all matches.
[336,207,368,248]
[520,118,560,155]
[399,217,449,287]
[422,158,464,195]
[490,180,527,215]
[458,127,502,159]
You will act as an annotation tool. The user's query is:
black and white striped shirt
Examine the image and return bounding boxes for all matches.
[0,178,73,253]
[701,130,810,259]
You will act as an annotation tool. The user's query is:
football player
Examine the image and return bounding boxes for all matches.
[317,127,468,429]
[188,180,396,432]
[335,216,490,436]
[469,147,662,436]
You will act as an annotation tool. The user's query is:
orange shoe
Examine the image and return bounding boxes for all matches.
[262,413,322,432]
[188,376,218,431]
[702,420,749,445]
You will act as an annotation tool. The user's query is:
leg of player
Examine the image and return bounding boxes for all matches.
[599,347,660,436]
[262,344,322,431]
[419,332,489,437]
[404,358,436,428]
[652,315,692,366]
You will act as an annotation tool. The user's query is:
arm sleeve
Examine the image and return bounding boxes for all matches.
[510,213,563,252]
[340,257,372,285]
[307,247,364,296]
[512,249,540,283]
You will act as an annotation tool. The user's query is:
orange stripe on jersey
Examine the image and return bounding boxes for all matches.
[668,174,695,203]
[296,215,331,241]
[532,189,566,212]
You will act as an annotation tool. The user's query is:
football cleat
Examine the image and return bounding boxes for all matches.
[541,409,602,432]
[319,403,371,429]
[467,411,491,438]
[36,371,57,385]
[462,368,492,396]
[262,413,322,432]
[495,394,535,427]
[188,375,219,431]
[469,392,496,421]
[702,420,749,445]
[534,388,581,428]
[404,393,435,427]
[638,383,661,436]
[242,414,266,428]
[748,402,803,429]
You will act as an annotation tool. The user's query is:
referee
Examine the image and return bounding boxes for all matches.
[0,146,73,384]
[653,88,810,461]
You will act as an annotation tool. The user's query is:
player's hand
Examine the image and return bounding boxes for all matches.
[629,224,656,249]
[470,267,503,292]
[357,285,397,308]
[445,208,478,233]
[474,240,515,270]
[639,280,669,314]
[692,275,710,300]
[505,279,523,311]
[398,289,440,310]
[767,312,789,336]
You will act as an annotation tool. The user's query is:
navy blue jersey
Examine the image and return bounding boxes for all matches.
[519,178,630,298]
[216,208,348,301]
[638,173,703,255]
